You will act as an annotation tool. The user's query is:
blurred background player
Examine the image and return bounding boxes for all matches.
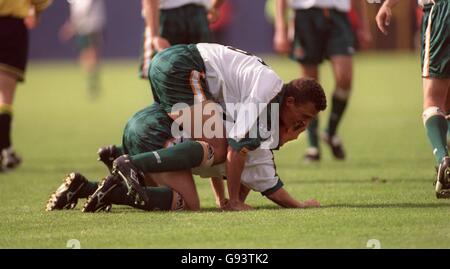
[273,0,372,162]
[139,0,224,79]
[59,0,106,98]
[376,0,450,198]
[0,0,52,172]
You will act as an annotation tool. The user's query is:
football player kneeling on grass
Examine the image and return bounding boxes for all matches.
[46,98,321,212]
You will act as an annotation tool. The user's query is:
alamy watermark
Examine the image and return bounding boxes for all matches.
[170,102,280,150]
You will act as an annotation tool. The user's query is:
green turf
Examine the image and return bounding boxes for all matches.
[1,53,449,249]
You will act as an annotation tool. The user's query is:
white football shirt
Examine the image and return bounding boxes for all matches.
[418,0,434,6]
[196,43,284,145]
[192,148,281,194]
[159,0,211,9]
[69,0,106,34]
[289,0,351,12]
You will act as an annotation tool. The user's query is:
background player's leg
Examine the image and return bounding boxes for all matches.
[0,71,20,170]
[423,78,450,195]
[422,77,450,165]
[79,42,101,98]
[302,64,321,162]
[324,55,353,160]
[445,84,450,147]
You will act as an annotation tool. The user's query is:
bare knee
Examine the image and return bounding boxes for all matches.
[335,73,352,91]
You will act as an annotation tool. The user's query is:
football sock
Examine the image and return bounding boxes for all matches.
[327,88,350,137]
[109,184,178,211]
[307,117,319,148]
[423,107,448,164]
[87,68,100,96]
[0,104,13,151]
[78,180,99,198]
[130,140,210,173]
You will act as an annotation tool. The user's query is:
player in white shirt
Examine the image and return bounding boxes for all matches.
[46,102,320,212]
[139,0,224,78]
[43,44,325,212]
[59,0,106,97]
[274,0,371,162]
[109,43,327,211]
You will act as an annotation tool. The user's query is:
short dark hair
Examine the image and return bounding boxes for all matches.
[282,78,327,111]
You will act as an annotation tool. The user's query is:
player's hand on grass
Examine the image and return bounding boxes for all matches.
[225,200,253,211]
[300,199,320,208]
[152,36,171,52]
[215,198,229,210]
[375,5,393,35]
[273,29,290,54]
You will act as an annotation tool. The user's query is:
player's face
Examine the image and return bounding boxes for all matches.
[280,100,318,145]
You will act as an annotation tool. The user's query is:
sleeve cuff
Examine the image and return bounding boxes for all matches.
[261,178,284,196]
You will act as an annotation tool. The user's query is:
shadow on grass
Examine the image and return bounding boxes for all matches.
[321,203,450,209]
[77,202,450,214]
[287,177,434,185]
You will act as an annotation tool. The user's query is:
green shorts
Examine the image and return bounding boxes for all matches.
[122,103,175,155]
[139,4,211,78]
[421,1,450,78]
[76,32,102,51]
[291,8,354,65]
[149,44,211,113]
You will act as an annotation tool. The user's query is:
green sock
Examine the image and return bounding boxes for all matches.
[88,69,100,96]
[130,140,205,173]
[307,117,319,148]
[425,114,448,164]
[109,184,175,211]
[78,181,98,198]
[327,94,348,137]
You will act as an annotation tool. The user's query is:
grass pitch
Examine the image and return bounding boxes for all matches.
[1,53,449,248]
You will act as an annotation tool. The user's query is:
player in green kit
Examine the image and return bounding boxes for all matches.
[273,0,371,162]
[139,0,224,79]
[376,0,450,198]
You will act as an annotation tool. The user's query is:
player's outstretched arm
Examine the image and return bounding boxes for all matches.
[375,0,400,35]
[210,177,228,209]
[239,183,251,203]
[225,147,252,211]
[266,187,320,208]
